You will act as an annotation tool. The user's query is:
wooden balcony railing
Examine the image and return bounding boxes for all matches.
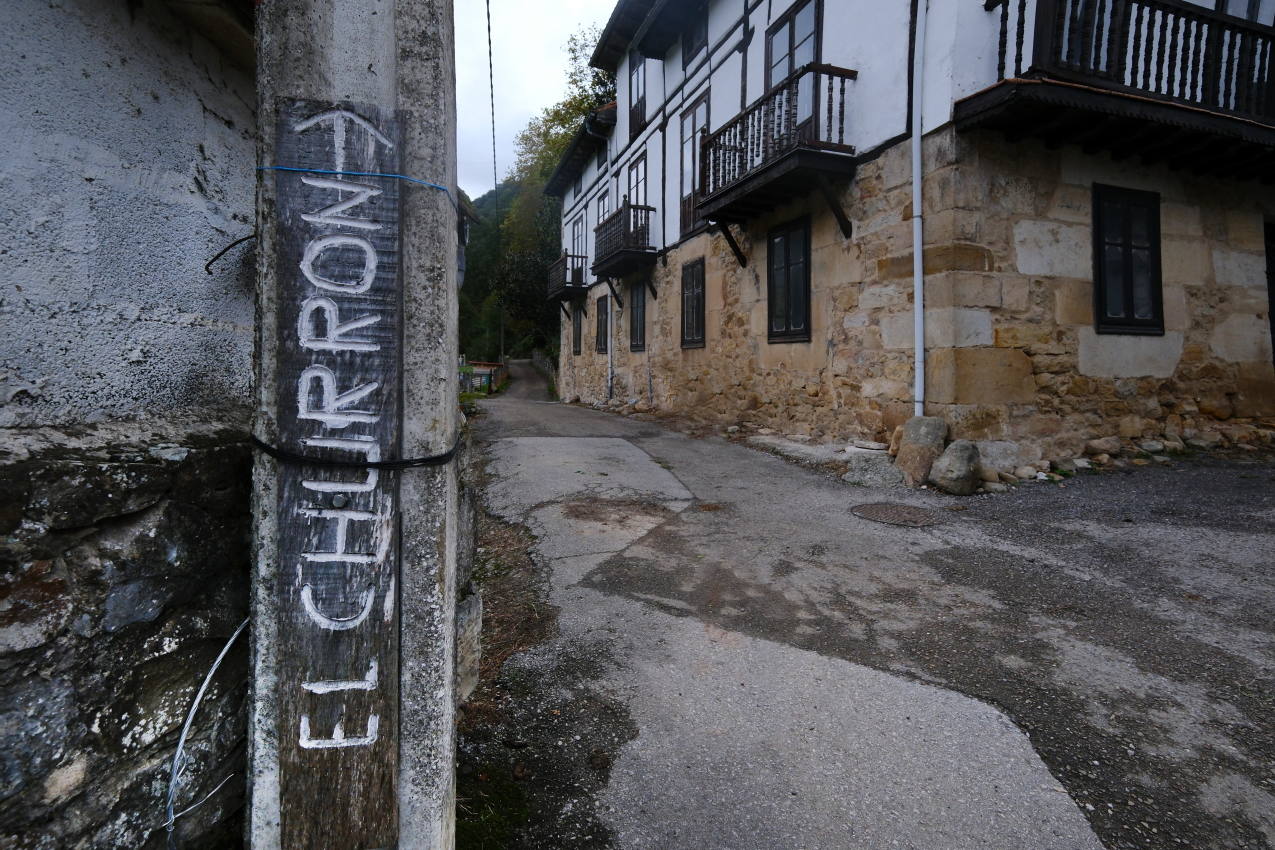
[989,0,1274,124]
[699,64,858,201]
[547,252,589,300]
[594,199,656,266]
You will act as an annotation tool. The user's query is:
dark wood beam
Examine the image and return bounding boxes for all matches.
[819,182,854,239]
[606,279,623,309]
[712,222,748,268]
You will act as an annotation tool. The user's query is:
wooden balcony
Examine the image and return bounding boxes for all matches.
[956,0,1275,180]
[592,200,657,279]
[696,64,858,223]
[547,253,590,301]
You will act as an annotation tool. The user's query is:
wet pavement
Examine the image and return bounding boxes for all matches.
[470,362,1275,850]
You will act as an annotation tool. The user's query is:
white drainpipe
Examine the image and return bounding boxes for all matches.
[607,292,615,400]
[911,0,929,418]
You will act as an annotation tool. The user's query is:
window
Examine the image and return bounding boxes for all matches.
[768,218,811,342]
[682,2,709,69]
[596,296,609,352]
[630,280,647,351]
[596,193,611,229]
[1216,0,1274,26]
[627,155,647,206]
[574,172,582,197]
[628,51,647,140]
[767,0,818,87]
[681,259,706,348]
[572,301,583,355]
[1092,185,1164,335]
[767,0,818,133]
[680,93,710,234]
[571,215,585,259]
[597,142,607,171]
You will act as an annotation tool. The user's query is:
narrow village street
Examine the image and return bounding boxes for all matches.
[461,363,1275,850]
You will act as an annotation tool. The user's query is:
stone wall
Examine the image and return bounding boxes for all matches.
[1,423,251,849]
[0,3,257,846]
[1,0,256,429]
[558,126,1275,468]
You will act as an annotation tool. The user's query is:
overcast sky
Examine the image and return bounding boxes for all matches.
[454,0,611,200]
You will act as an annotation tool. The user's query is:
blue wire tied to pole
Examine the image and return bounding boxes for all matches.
[258,165,457,211]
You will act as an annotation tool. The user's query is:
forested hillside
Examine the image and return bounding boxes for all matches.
[459,27,614,362]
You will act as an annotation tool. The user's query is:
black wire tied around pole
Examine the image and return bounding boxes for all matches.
[251,435,461,470]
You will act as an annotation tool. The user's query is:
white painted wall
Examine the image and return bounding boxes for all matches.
[560,0,1274,257]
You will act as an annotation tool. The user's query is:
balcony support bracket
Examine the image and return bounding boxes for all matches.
[559,302,570,319]
[606,279,624,309]
[819,182,854,240]
[712,221,748,269]
[646,278,658,300]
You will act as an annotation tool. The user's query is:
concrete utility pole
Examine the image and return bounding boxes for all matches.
[250,1,459,848]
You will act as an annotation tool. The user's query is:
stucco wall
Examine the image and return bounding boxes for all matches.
[558,127,1275,466]
[0,0,256,429]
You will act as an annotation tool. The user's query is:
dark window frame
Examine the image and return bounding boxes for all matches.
[765,0,821,88]
[629,280,647,352]
[767,217,812,344]
[681,258,706,349]
[628,50,647,141]
[680,91,710,235]
[596,295,609,353]
[572,301,583,355]
[1214,0,1273,26]
[682,2,709,70]
[627,154,648,206]
[1092,184,1165,336]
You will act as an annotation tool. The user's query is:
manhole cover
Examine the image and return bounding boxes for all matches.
[851,502,945,527]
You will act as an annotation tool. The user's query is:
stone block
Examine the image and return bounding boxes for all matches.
[925,272,1002,309]
[975,440,1024,473]
[1209,314,1273,363]
[929,440,982,496]
[1224,210,1266,252]
[1161,202,1203,237]
[1163,286,1189,332]
[994,324,1059,351]
[1046,184,1092,223]
[1077,329,1184,378]
[841,450,905,488]
[895,416,948,486]
[1054,280,1093,326]
[1001,277,1030,312]
[1234,362,1275,418]
[1161,238,1212,287]
[1013,220,1090,278]
[1085,436,1123,455]
[1212,247,1265,288]
[876,243,994,279]
[927,348,1035,405]
[928,308,994,347]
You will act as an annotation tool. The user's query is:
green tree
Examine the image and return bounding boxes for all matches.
[459,26,615,362]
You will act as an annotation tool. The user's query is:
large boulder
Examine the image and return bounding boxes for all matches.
[894,416,948,486]
[928,440,982,496]
[1085,436,1122,456]
[842,449,905,488]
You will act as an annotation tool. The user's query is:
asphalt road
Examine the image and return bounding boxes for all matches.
[473,369,1275,850]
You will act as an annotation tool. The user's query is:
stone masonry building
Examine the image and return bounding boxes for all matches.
[546,0,1275,471]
